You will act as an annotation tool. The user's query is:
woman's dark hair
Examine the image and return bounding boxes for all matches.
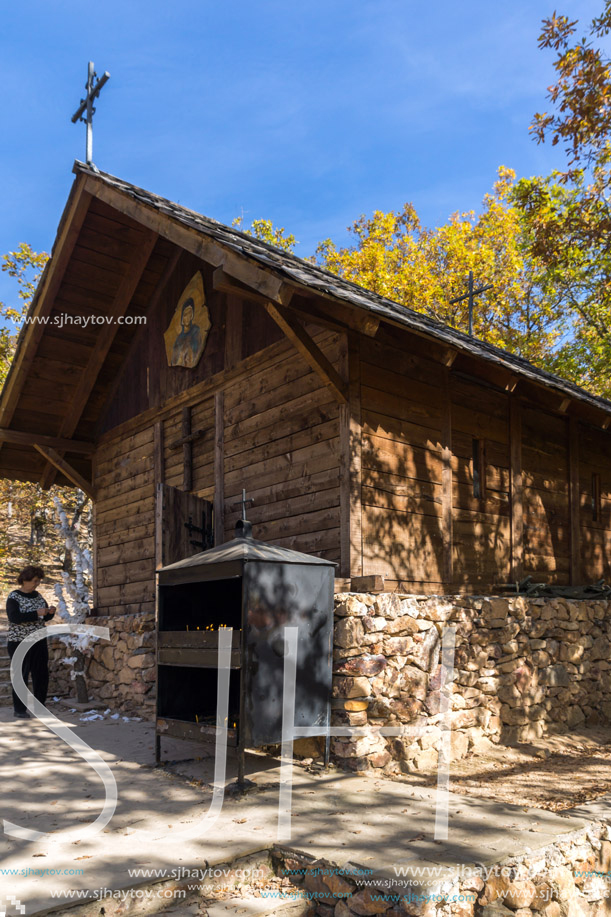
[181,297,195,321]
[18,565,44,585]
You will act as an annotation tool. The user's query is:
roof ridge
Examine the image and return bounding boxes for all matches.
[74,160,611,416]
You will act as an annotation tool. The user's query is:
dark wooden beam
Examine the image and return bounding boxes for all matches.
[569,417,581,585]
[289,294,380,338]
[153,420,165,486]
[182,406,192,492]
[264,302,348,404]
[214,391,224,545]
[33,445,95,499]
[167,428,207,450]
[0,429,94,454]
[339,333,362,578]
[85,177,293,305]
[40,229,158,487]
[509,397,523,581]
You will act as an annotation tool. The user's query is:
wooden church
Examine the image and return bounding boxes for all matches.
[1,161,611,616]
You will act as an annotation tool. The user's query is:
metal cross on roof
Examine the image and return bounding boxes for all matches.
[449,271,493,337]
[239,488,254,521]
[71,61,110,166]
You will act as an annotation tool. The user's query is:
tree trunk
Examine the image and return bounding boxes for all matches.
[73,650,89,704]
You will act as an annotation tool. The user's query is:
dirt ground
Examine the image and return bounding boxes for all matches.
[413,726,611,811]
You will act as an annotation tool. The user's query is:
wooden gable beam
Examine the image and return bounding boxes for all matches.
[39,229,158,488]
[33,445,95,499]
[0,178,93,457]
[94,246,183,436]
[84,177,293,306]
[213,268,292,307]
[0,429,94,454]
[264,302,348,404]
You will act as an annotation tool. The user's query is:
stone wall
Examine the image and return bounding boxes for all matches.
[331,593,611,774]
[46,593,611,758]
[273,822,611,916]
[48,612,156,716]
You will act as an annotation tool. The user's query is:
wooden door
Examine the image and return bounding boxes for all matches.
[155,483,214,568]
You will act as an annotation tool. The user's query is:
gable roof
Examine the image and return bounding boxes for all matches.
[0,160,610,489]
[69,162,611,417]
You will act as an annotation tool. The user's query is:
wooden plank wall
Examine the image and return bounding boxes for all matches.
[522,406,570,583]
[357,330,584,592]
[451,377,511,588]
[95,427,156,615]
[163,397,215,498]
[93,327,343,614]
[93,290,611,606]
[222,329,342,561]
[359,336,446,591]
[577,423,611,583]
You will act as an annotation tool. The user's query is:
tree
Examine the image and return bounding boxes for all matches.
[53,495,93,704]
[232,216,297,252]
[0,243,47,385]
[316,168,564,365]
[512,2,611,396]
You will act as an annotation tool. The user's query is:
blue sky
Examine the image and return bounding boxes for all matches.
[0,0,603,307]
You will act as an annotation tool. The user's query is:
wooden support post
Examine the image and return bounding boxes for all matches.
[509,397,523,582]
[154,420,165,486]
[339,334,362,578]
[264,302,348,404]
[182,406,192,492]
[569,417,580,585]
[214,391,225,545]
[33,445,95,499]
[441,368,453,586]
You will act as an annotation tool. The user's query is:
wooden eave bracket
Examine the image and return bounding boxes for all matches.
[501,373,519,393]
[33,445,95,500]
[264,302,349,404]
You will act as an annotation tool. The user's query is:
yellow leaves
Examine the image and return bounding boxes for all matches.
[315,168,563,367]
[232,216,297,252]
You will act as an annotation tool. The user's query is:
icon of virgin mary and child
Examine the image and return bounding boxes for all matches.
[164,271,211,369]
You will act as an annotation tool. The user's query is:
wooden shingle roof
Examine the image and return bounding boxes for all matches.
[69,162,611,418]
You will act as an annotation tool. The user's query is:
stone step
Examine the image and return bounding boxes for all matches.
[204,897,309,917]
[53,893,310,917]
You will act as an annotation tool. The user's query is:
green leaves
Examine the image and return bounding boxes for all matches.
[512,1,611,398]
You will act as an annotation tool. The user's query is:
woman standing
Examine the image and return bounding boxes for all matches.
[6,565,56,719]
